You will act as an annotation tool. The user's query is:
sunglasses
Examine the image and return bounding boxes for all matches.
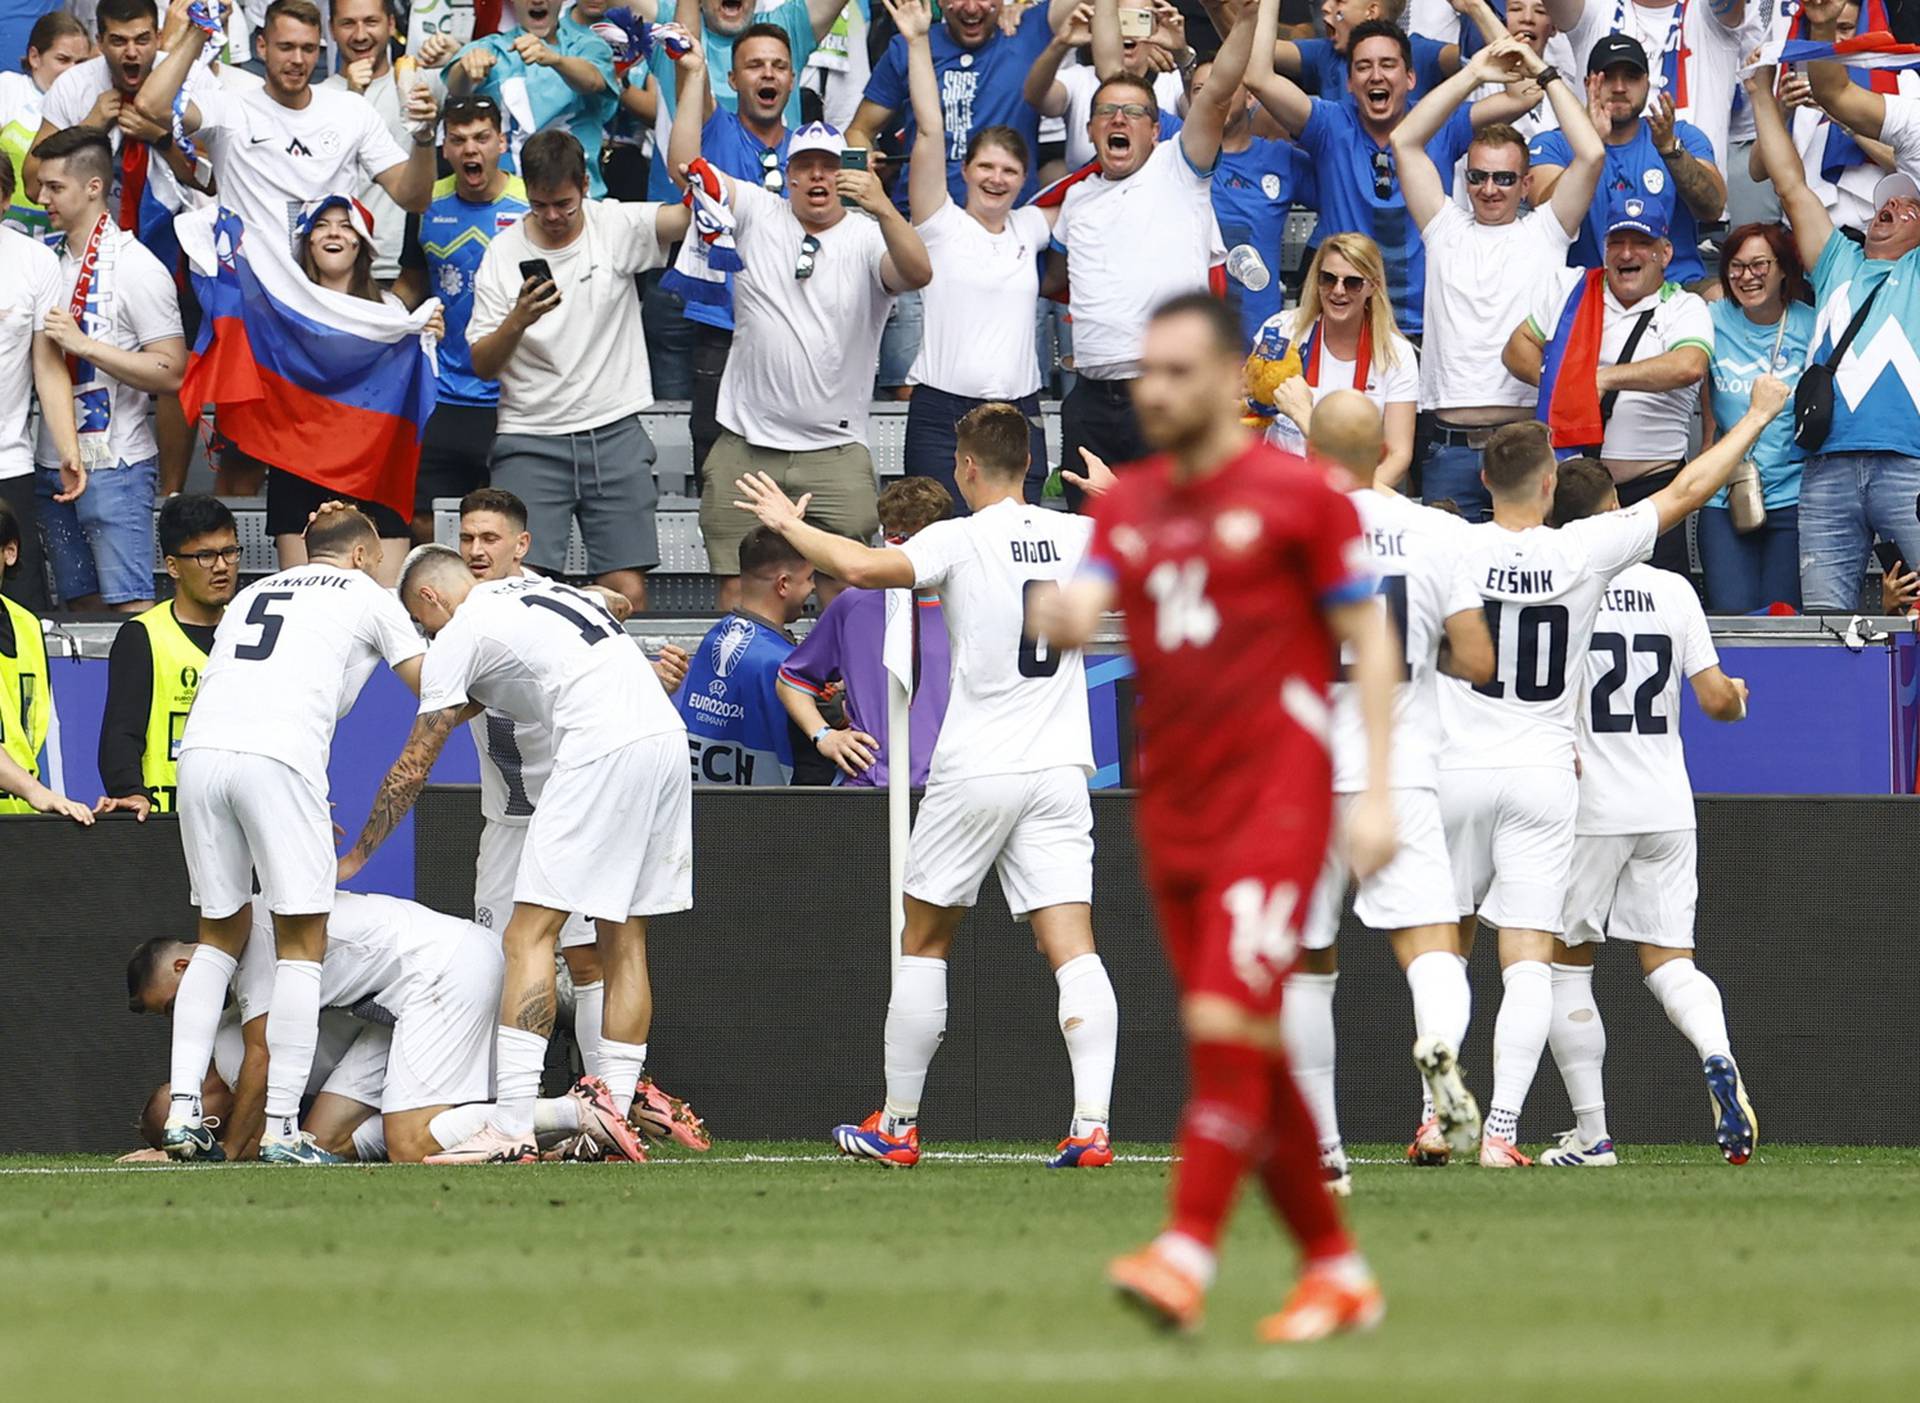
[1371,148,1394,199]
[795,233,819,280]
[1465,168,1520,187]
[173,545,243,568]
[759,148,784,193]
[1318,270,1370,294]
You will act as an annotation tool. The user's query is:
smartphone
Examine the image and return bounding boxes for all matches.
[1119,7,1154,38]
[518,258,554,289]
[1874,540,1904,575]
[839,146,868,207]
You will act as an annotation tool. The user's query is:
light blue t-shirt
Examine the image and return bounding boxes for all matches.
[1809,228,1920,458]
[1707,298,1814,509]
[454,25,620,198]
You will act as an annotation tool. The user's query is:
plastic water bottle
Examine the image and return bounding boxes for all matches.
[1226,244,1271,292]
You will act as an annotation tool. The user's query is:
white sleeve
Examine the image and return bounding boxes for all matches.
[233,918,276,1025]
[730,179,777,234]
[1673,581,1720,678]
[355,94,410,181]
[898,518,969,590]
[417,627,477,714]
[123,247,186,347]
[1666,291,1714,354]
[1444,554,1483,618]
[1575,500,1660,580]
[608,201,670,276]
[1878,93,1920,175]
[27,247,61,325]
[40,69,90,129]
[1385,338,1420,405]
[363,585,428,668]
[190,84,236,136]
[1526,269,1577,340]
[1419,199,1467,243]
[467,238,515,343]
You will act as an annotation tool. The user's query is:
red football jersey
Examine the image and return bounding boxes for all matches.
[1087,441,1372,875]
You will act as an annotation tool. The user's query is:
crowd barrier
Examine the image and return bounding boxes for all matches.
[3,792,1915,1153]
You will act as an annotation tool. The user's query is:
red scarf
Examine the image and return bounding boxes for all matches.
[117,135,148,235]
[1301,316,1372,391]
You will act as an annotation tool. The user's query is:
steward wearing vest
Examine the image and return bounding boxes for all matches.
[98,496,238,817]
[0,585,51,813]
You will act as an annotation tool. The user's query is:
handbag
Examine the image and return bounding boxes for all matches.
[1729,314,1791,533]
[1794,276,1885,452]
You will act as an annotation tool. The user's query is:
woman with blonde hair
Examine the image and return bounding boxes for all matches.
[1264,232,1419,488]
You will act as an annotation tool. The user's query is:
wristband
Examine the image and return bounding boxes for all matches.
[1535,65,1561,88]
[1658,144,1681,160]
[810,725,832,747]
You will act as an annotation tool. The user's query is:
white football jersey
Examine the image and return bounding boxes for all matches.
[180,563,425,789]
[1439,500,1658,771]
[418,576,683,769]
[900,498,1095,783]
[469,709,555,828]
[233,891,474,1026]
[1575,562,1719,836]
[1330,491,1484,794]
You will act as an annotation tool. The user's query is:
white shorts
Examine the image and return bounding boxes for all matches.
[177,748,334,918]
[381,924,503,1114]
[1563,830,1699,949]
[476,819,596,950]
[315,1020,392,1108]
[903,767,1094,921]
[516,733,693,922]
[1304,788,1459,950]
[1438,765,1577,934]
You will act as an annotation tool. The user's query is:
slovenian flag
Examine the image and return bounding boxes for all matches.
[175,205,438,523]
[1535,268,1608,457]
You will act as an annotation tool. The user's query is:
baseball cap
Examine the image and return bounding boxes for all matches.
[1873,171,1920,210]
[1605,194,1668,241]
[788,121,846,159]
[297,194,375,243]
[1586,34,1650,76]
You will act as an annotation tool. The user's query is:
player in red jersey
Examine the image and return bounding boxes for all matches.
[1031,293,1401,1343]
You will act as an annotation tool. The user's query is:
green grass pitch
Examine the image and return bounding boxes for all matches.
[4,1142,1917,1402]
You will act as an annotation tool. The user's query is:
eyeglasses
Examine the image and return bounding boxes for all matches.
[1092,102,1154,120]
[174,545,242,568]
[795,233,819,280]
[759,148,784,193]
[1370,148,1394,199]
[1727,257,1776,279]
[1318,270,1370,294]
[1465,168,1520,187]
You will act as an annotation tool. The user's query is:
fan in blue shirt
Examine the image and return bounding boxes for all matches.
[446,11,622,197]
[1526,35,1725,286]
[1274,0,1490,109]
[853,0,1083,209]
[1251,16,1528,337]
[1211,127,1317,348]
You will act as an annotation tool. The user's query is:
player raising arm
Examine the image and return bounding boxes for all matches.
[1032,293,1396,1343]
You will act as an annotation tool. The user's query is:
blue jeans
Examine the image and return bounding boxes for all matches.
[640,269,695,401]
[876,289,924,390]
[1797,451,1920,611]
[903,384,1048,514]
[1420,438,1492,522]
[1696,504,1801,614]
[36,456,157,605]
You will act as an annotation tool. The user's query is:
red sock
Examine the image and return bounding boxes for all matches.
[1258,1048,1354,1263]
[1167,1040,1271,1250]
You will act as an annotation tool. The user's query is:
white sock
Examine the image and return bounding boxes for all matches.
[349,1117,388,1163]
[882,955,947,1134]
[1153,1231,1218,1289]
[1055,953,1118,1136]
[491,1026,548,1138]
[1549,963,1609,1143]
[1645,958,1733,1063]
[534,1096,583,1135]
[1486,960,1552,1143]
[262,960,322,1140]
[598,1039,647,1118]
[429,1102,495,1150]
[168,945,237,1126]
[572,980,605,1080]
[1281,971,1341,1157]
[1406,949,1472,1123]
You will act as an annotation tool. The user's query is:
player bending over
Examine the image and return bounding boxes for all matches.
[1435,376,1788,1166]
[1536,459,1757,1167]
[165,505,425,1164]
[1033,294,1398,1343]
[735,401,1119,1170]
[339,549,691,1164]
[457,489,706,1149]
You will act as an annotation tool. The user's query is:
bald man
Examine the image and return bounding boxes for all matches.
[1289,389,1497,1190]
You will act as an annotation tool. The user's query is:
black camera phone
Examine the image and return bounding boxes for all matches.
[518,258,555,289]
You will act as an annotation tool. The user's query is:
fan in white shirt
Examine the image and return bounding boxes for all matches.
[1286,391,1496,1192]
[1434,376,1787,1166]
[1538,457,1758,1170]
[164,506,427,1167]
[338,549,691,1165]
[735,401,1121,1170]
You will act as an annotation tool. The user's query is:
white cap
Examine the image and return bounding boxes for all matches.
[1873,171,1920,211]
[787,121,846,159]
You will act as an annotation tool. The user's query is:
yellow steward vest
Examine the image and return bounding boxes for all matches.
[0,594,50,813]
[132,601,211,812]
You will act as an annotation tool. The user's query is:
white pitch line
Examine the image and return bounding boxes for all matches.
[0,1151,1180,1175]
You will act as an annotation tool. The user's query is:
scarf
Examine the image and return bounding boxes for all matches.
[62,215,117,468]
[662,158,744,309]
[1536,268,1608,455]
[1301,316,1372,391]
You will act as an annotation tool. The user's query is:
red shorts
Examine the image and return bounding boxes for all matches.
[1144,815,1330,1018]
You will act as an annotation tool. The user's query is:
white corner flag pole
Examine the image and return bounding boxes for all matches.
[882,588,914,984]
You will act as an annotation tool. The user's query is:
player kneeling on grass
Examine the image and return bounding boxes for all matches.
[1031,294,1394,1343]
[734,402,1120,1170]
[339,548,693,1165]
[1536,459,1757,1168]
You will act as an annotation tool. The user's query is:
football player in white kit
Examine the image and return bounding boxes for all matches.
[1537,460,1757,1168]
[457,490,708,1150]
[338,546,692,1164]
[164,506,426,1165]
[1289,392,1495,1190]
[735,402,1120,1169]
[1437,375,1789,1166]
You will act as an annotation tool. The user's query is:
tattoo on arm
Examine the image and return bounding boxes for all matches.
[347,707,462,867]
[1667,149,1724,219]
[512,982,557,1036]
